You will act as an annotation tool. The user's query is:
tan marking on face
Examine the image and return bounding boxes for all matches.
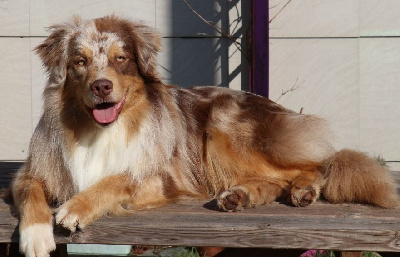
[63,22,148,133]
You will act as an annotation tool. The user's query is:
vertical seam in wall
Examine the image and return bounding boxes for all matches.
[154,0,157,30]
[357,36,361,151]
[357,1,361,151]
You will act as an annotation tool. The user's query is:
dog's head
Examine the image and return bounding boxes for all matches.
[36,15,161,125]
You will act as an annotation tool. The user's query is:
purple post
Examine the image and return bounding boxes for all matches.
[250,0,269,98]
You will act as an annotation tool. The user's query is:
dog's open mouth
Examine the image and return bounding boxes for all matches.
[91,97,126,125]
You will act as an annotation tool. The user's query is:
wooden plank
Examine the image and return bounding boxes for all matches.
[0,243,8,257]
[30,0,156,36]
[269,0,359,38]
[0,162,23,189]
[0,168,399,251]
[1,197,399,251]
[359,38,400,161]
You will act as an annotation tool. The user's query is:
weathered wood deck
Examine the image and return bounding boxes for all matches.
[0,162,399,255]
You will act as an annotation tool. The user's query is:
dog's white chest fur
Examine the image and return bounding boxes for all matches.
[68,119,158,192]
[69,122,129,191]
[67,110,177,192]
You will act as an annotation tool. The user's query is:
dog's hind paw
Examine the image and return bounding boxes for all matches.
[217,186,249,212]
[291,185,317,207]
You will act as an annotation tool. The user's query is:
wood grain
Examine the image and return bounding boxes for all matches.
[0,199,399,251]
[0,170,399,252]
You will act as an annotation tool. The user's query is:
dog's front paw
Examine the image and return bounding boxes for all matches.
[55,198,94,232]
[20,223,56,257]
[217,186,249,212]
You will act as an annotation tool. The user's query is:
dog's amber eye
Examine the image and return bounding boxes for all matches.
[75,59,86,66]
[116,56,126,62]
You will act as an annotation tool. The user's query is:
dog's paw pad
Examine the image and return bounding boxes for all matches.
[217,187,249,212]
[291,185,317,207]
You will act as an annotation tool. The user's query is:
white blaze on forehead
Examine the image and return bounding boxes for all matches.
[74,20,125,71]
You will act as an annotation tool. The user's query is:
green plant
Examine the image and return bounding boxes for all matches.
[172,247,201,257]
[363,252,382,257]
[375,155,388,167]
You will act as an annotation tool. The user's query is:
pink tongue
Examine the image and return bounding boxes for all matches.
[93,105,119,124]
[92,97,125,124]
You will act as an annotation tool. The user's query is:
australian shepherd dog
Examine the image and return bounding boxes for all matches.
[11,15,398,257]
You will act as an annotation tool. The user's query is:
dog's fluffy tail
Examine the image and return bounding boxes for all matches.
[321,149,399,208]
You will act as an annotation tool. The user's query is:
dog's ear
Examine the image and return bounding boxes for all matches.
[130,23,162,82]
[35,24,70,86]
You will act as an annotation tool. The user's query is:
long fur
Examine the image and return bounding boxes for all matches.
[11,15,399,257]
[322,149,398,208]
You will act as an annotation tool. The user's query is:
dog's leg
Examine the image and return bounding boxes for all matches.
[55,174,170,232]
[217,179,287,212]
[12,173,56,257]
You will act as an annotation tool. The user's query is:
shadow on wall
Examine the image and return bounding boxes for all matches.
[158,0,250,90]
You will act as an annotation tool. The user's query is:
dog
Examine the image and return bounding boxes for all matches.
[11,15,399,257]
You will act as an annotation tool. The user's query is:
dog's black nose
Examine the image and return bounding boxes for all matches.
[91,79,113,98]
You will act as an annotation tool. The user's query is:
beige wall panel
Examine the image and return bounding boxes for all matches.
[0,38,32,160]
[228,0,250,39]
[156,0,249,38]
[30,0,156,36]
[158,38,224,88]
[269,0,359,38]
[387,162,400,172]
[158,37,246,90]
[360,0,400,36]
[31,38,47,128]
[360,38,400,161]
[156,0,226,37]
[0,0,29,36]
[228,39,248,91]
[269,39,359,150]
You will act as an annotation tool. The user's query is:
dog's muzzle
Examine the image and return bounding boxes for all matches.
[89,79,126,125]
